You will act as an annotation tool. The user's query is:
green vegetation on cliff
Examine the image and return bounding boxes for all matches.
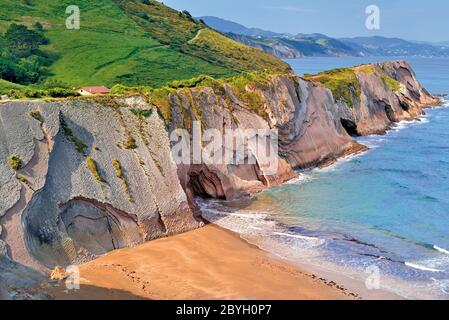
[303,64,401,107]
[86,157,105,182]
[60,115,88,155]
[381,74,401,92]
[111,71,284,124]
[304,68,361,108]
[7,155,22,171]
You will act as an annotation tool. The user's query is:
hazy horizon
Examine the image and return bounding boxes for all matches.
[163,0,449,43]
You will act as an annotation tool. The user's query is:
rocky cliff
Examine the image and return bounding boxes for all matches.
[0,61,440,298]
[0,97,201,280]
[167,61,438,204]
[305,61,440,136]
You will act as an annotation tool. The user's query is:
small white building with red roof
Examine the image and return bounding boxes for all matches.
[77,86,110,96]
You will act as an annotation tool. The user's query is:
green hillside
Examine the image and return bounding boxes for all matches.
[0,0,290,89]
[0,79,25,94]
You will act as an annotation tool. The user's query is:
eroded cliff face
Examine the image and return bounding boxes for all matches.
[0,98,200,275]
[166,75,368,204]
[0,60,439,297]
[165,61,438,203]
[333,61,440,135]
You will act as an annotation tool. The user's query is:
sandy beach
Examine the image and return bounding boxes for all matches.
[48,224,359,300]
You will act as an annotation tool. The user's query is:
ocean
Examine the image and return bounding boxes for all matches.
[200,56,449,299]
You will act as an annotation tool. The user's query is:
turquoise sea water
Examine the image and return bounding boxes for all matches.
[201,57,449,299]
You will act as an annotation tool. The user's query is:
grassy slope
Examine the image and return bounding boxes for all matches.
[0,80,26,94]
[0,0,289,88]
[303,64,400,107]
[114,1,288,74]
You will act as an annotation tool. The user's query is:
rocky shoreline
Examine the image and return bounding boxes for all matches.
[0,60,441,298]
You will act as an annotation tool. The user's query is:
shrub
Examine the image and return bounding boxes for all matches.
[41,79,72,89]
[86,157,104,182]
[7,155,22,170]
[110,84,134,95]
[7,89,25,99]
[112,160,124,179]
[303,67,361,108]
[17,174,34,190]
[24,88,45,98]
[131,109,153,118]
[29,110,44,123]
[60,116,88,155]
[46,87,79,98]
[167,75,212,89]
[17,174,28,183]
[181,10,194,20]
[124,136,138,149]
[146,86,173,122]
[34,22,44,31]
[381,75,401,92]
[113,159,133,202]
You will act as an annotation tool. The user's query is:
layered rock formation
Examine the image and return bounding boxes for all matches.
[0,98,200,274]
[168,76,363,203]
[167,61,438,203]
[0,60,440,297]
[322,61,440,136]
[0,283,8,300]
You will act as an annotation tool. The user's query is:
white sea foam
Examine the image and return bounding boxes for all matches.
[431,101,449,109]
[391,119,422,132]
[285,173,314,185]
[430,278,449,296]
[434,245,449,256]
[310,150,365,174]
[356,135,387,149]
[420,118,430,124]
[405,262,443,273]
[273,232,325,246]
[200,202,276,237]
[199,198,326,258]
[196,97,449,299]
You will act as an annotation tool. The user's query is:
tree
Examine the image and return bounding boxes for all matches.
[0,58,20,82]
[34,22,44,31]
[4,23,48,58]
[182,10,192,18]
[181,10,195,21]
[17,56,42,83]
[0,24,51,84]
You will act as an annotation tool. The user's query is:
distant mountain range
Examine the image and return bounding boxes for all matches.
[341,36,449,57]
[200,16,449,59]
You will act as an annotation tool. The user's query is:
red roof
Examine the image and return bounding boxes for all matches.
[78,86,110,94]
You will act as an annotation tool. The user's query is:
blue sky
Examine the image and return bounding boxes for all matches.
[163,0,449,42]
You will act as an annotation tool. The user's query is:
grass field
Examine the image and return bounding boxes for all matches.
[0,0,290,88]
[0,80,25,94]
